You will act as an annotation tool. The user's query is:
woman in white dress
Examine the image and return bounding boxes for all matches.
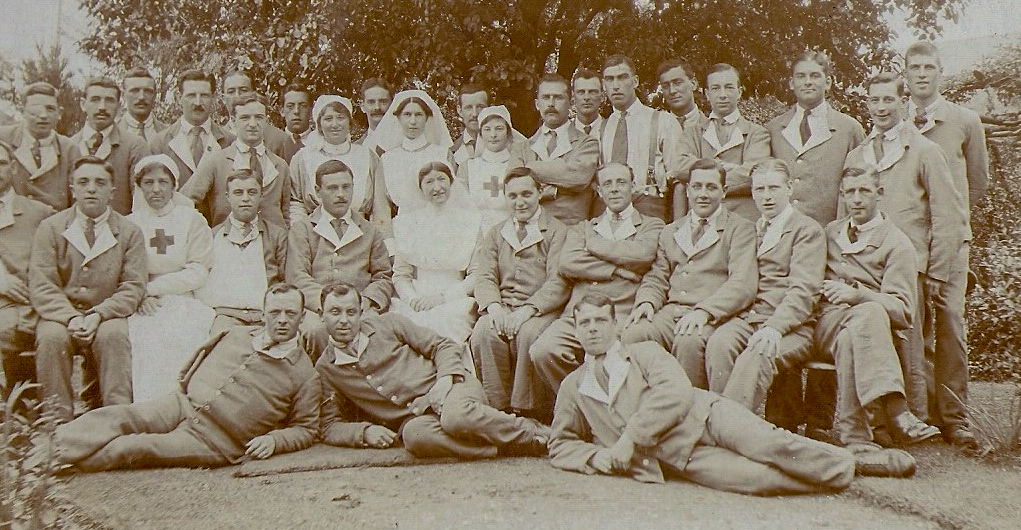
[288,95,388,225]
[376,90,453,221]
[457,105,517,230]
[126,155,215,401]
[390,161,481,344]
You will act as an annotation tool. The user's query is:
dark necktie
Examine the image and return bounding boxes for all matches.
[691,217,708,246]
[546,130,557,157]
[137,122,147,141]
[799,108,812,146]
[84,217,97,248]
[89,132,104,156]
[189,126,205,166]
[583,124,592,135]
[292,132,304,149]
[31,138,42,168]
[610,111,628,164]
[714,117,728,145]
[757,220,769,243]
[847,224,859,244]
[872,135,885,162]
[593,359,610,394]
[331,217,347,241]
[516,221,528,245]
[466,138,475,156]
[248,147,263,181]
[914,108,928,129]
[242,221,254,237]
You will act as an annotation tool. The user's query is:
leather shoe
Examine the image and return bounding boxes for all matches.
[854,448,917,478]
[889,411,940,445]
[944,427,979,451]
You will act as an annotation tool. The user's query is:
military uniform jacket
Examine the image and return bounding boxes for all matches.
[147,119,235,188]
[210,217,288,285]
[511,125,599,226]
[0,194,56,342]
[180,144,291,228]
[70,124,151,214]
[0,125,80,211]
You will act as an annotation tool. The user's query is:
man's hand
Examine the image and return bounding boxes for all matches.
[923,275,944,296]
[363,425,397,449]
[821,280,862,305]
[70,313,102,344]
[426,375,454,414]
[0,273,29,304]
[244,435,276,460]
[410,293,444,312]
[746,326,781,359]
[503,306,537,339]
[589,449,615,474]
[606,435,635,472]
[487,303,510,337]
[613,267,642,282]
[137,296,162,317]
[674,309,709,337]
[625,302,655,329]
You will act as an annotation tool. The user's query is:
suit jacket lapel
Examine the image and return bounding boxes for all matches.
[169,124,198,172]
[62,214,118,266]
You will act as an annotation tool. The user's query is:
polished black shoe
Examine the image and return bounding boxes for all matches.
[854,448,917,478]
[889,411,940,445]
[944,427,979,451]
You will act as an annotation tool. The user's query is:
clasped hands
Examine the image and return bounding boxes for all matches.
[487,303,536,340]
[590,433,636,474]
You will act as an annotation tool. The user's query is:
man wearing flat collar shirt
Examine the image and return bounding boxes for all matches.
[529,163,664,402]
[450,84,489,171]
[181,94,290,228]
[571,68,605,139]
[354,78,393,156]
[843,72,967,431]
[280,83,314,158]
[118,68,169,141]
[148,69,234,189]
[657,58,709,135]
[511,73,599,226]
[220,71,297,162]
[600,54,685,222]
[622,158,757,390]
[71,76,151,215]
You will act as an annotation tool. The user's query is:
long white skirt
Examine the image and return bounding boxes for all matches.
[128,295,215,402]
[391,295,475,345]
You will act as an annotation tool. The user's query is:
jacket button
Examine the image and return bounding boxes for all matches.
[390,395,398,403]
[365,374,372,380]
[376,386,383,392]
[193,418,200,424]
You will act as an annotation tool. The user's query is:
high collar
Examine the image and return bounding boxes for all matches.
[75,205,111,226]
[709,109,741,124]
[402,134,430,152]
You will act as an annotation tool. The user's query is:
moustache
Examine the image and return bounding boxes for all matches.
[192,105,206,112]
[370,110,384,116]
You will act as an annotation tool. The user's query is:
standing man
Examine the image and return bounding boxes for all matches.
[657,59,708,134]
[677,63,771,221]
[72,77,151,214]
[31,157,147,421]
[355,78,393,156]
[0,82,79,211]
[904,41,987,449]
[451,84,489,171]
[181,94,290,227]
[843,72,968,425]
[53,283,320,471]
[529,162,663,398]
[622,159,757,389]
[571,68,604,138]
[317,282,549,458]
[220,71,296,162]
[600,54,685,222]
[0,140,56,400]
[512,73,599,226]
[118,67,169,141]
[281,83,314,155]
[197,169,288,335]
[469,168,569,418]
[148,70,234,189]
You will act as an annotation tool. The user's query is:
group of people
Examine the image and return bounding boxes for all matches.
[0,39,988,495]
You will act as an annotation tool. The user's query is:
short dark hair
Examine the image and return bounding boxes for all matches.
[689,158,725,186]
[706,63,741,85]
[537,73,570,94]
[602,54,637,76]
[656,59,696,82]
[222,70,252,89]
[750,158,793,185]
[72,155,115,179]
[572,68,600,90]
[231,93,267,114]
[282,83,313,102]
[841,166,880,187]
[457,83,488,106]
[572,291,616,321]
[865,72,906,97]
[264,282,305,311]
[360,78,391,98]
[393,96,433,118]
[225,168,263,191]
[905,41,941,65]
[24,82,58,99]
[503,166,540,189]
[315,159,353,188]
[791,50,833,76]
[177,69,216,93]
[123,67,155,82]
[596,162,635,185]
[83,76,121,100]
[418,161,453,189]
[320,281,362,310]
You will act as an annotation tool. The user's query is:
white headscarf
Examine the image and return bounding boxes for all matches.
[131,154,192,211]
[476,104,528,147]
[311,95,354,146]
[374,90,453,152]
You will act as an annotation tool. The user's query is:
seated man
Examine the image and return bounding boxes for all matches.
[317,282,548,458]
[286,160,392,348]
[704,159,824,410]
[54,283,320,471]
[811,168,938,474]
[622,158,757,389]
[31,156,146,421]
[530,162,663,397]
[1,140,56,400]
[549,292,856,494]
[198,169,288,335]
[469,167,569,416]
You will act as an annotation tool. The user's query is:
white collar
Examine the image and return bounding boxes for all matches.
[575,114,601,127]
[757,203,794,234]
[612,98,643,116]
[681,106,703,123]
[601,203,636,223]
[331,333,369,365]
[795,102,828,121]
[580,341,631,404]
[911,96,944,117]
[402,134,430,152]
[229,213,259,231]
[480,147,511,163]
[709,110,741,124]
[851,210,884,232]
[691,205,722,229]
[23,128,55,147]
[461,130,478,146]
[252,330,298,360]
[0,188,15,207]
[517,206,542,227]
[75,206,111,227]
[122,112,155,130]
[870,121,905,142]
[81,122,115,141]
[181,118,213,137]
[234,139,267,156]
[318,140,352,156]
[540,121,572,138]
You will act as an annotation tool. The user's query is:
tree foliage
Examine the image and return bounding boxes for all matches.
[80,0,965,132]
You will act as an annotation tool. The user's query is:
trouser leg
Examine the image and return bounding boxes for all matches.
[671,309,717,390]
[76,427,226,471]
[529,318,584,396]
[92,318,132,407]
[723,324,813,413]
[902,275,928,420]
[679,445,821,495]
[471,313,514,411]
[621,308,675,348]
[55,394,187,465]
[509,313,558,412]
[35,320,75,421]
[401,414,497,459]
[441,377,542,447]
[927,245,970,429]
[706,318,754,395]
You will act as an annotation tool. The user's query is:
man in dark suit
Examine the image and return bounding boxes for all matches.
[450,84,489,171]
[280,83,313,155]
